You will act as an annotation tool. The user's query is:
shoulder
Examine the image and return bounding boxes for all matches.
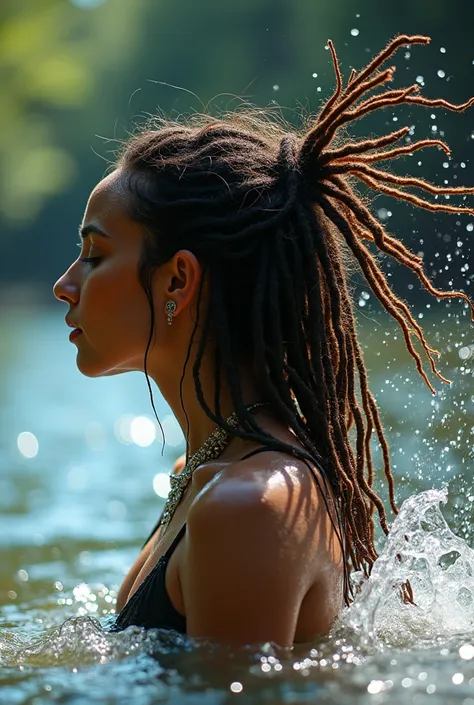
[186,449,337,580]
[189,450,326,532]
[180,451,338,644]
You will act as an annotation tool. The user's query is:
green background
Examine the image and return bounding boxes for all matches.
[1,0,473,303]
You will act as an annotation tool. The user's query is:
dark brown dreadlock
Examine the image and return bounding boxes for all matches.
[117,35,474,601]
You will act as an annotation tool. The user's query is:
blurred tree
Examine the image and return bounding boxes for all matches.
[0,0,472,299]
[0,0,145,225]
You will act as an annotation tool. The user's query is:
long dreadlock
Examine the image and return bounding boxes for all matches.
[118,35,474,601]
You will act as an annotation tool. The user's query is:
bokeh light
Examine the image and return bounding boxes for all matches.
[153,472,171,499]
[129,416,156,448]
[17,431,39,459]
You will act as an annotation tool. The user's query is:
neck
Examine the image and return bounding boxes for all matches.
[149,354,262,456]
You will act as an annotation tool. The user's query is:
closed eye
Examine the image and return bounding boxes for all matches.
[80,256,102,268]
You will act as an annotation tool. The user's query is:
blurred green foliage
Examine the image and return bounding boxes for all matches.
[0,0,473,294]
[0,0,141,222]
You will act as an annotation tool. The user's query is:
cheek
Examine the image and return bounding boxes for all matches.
[83,268,151,345]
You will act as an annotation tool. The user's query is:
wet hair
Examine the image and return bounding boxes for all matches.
[117,35,474,601]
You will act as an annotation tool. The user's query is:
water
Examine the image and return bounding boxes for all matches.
[1,305,474,704]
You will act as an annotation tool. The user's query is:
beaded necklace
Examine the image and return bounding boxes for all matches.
[159,403,265,531]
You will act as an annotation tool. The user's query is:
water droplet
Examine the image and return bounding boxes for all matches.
[377,207,391,220]
[312,72,318,78]
[350,28,359,36]
[272,84,279,91]
[459,345,473,361]
[437,69,446,79]
[440,47,447,54]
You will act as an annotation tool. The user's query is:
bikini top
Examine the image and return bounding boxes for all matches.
[111,446,328,634]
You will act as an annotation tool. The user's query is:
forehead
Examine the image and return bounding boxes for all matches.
[85,169,127,217]
[82,169,145,248]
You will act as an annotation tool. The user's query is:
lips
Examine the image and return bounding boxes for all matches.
[66,317,83,342]
[69,328,82,342]
[65,317,82,332]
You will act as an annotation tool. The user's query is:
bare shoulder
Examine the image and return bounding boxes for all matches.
[186,450,338,577]
[189,450,330,531]
[181,451,341,645]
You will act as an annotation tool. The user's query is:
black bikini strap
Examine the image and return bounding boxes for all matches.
[166,522,187,554]
[142,511,164,549]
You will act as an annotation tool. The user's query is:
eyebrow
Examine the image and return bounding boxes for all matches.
[79,224,111,239]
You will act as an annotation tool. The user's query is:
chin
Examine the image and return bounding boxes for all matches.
[76,356,129,378]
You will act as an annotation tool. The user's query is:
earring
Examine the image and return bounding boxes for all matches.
[166,300,177,325]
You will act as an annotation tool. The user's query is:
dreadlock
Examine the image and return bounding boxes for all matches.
[117,35,474,602]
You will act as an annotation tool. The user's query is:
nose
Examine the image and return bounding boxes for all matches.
[53,264,80,305]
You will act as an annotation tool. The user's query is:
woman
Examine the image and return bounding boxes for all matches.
[53,34,474,646]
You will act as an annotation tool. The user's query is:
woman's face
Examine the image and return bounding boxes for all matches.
[53,169,161,377]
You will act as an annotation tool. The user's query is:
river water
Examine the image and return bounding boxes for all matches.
[1,303,473,704]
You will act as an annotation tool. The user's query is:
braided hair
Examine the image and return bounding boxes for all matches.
[117,35,474,601]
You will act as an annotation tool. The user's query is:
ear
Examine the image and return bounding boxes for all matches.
[165,249,202,316]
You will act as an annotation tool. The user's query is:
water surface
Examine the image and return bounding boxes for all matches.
[1,305,473,704]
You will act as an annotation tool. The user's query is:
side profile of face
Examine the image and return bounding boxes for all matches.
[53,169,159,377]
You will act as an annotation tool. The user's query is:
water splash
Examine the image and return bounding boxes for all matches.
[339,488,474,648]
[4,491,474,704]
[0,616,192,668]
